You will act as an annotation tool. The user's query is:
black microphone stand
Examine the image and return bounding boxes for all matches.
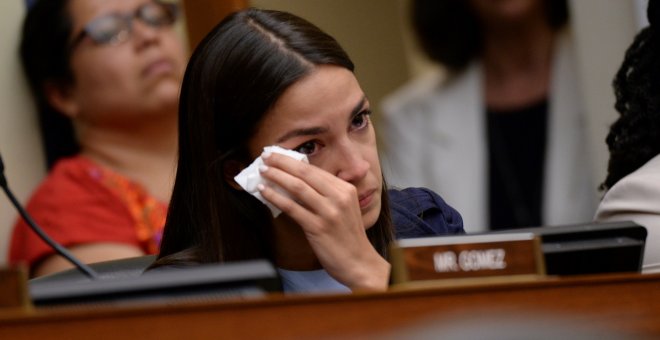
[0,152,98,280]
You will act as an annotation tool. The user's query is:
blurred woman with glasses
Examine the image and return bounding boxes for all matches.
[9,0,187,277]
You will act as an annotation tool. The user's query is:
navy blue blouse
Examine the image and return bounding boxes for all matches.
[389,187,465,239]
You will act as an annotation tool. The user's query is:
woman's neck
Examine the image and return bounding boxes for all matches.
[481,16,557,110]
[76,112,178,202]
[271,215,322,271]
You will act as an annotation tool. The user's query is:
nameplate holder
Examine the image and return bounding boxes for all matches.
[390,233,545,285]
[0,265,31,310]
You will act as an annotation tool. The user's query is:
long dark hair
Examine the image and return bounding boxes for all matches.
[601,1,660,190]
[412,0,568,72]
[154,8,393,267]
[20,0,79,169]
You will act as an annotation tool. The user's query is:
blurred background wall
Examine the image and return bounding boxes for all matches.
[0,0,645,265]
[0,1,44,266]
[251,0,411,129]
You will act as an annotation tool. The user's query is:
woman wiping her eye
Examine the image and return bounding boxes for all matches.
[151,8,464,293]
[293,109,372,157]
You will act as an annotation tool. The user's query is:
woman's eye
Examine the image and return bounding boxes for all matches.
[293,141,318,155]
[351,110,371,130]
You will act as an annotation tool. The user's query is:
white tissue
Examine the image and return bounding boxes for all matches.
[234,145,309,217]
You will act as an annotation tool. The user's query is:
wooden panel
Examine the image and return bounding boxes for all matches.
[0,266,30,310]
[180,0,248,52]
[0,273,659,339]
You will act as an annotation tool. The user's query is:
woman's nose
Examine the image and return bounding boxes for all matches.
[132,20,160,50]
[335,143,370,183]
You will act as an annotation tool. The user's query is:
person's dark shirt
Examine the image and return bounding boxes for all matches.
[487,99,548,230]
[389,187,465,238]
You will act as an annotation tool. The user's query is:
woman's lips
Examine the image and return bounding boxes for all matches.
[143,58,174,78]
[358,189,376,209]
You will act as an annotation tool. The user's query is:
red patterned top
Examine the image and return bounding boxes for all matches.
[8,155,167,270]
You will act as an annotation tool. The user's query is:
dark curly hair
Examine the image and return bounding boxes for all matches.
[601,1,660,191]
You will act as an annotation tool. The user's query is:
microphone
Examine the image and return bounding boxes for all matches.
[0,152,99,280]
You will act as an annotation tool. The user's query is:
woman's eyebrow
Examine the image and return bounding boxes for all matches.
[349,96,368,120]
[275,95,367,144]
[276,126,328,143]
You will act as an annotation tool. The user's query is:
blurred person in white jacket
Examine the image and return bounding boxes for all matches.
[380,0,597,232]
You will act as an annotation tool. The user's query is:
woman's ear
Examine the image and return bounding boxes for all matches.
[43,81,79,118]
[223,159,245,190]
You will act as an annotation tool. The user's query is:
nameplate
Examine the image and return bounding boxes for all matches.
[390,233,545,284]
[0,265,31,310]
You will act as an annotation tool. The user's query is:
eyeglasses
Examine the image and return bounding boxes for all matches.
[69,2,179,51]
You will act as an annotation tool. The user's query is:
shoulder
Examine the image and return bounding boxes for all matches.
[382,68,445,114]
[595,155,660,272]
[596,155,660,221]
[603,155,660,202]
[389,187,444,208]
[381,64,481,122]
[388,187,464,239]
[18,155,137,236]
[9,157,142,267]
[382,68,456,119]
[25,156,117,210]
[33,156,100,192]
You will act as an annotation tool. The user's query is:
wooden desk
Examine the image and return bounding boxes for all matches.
[1,273,658,339]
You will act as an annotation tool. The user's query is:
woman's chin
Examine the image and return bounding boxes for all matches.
[362,203,382,230]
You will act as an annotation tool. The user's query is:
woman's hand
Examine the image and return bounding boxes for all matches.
[258,152,390,291]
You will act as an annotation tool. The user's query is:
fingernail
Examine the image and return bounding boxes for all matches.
[257,184,265,191]
[261,152,271,159]
[259,164,269,172]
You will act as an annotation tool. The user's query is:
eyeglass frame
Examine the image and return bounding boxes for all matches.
[68,1,179,52]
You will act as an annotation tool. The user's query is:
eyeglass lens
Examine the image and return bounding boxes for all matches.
[71,2,177,48]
